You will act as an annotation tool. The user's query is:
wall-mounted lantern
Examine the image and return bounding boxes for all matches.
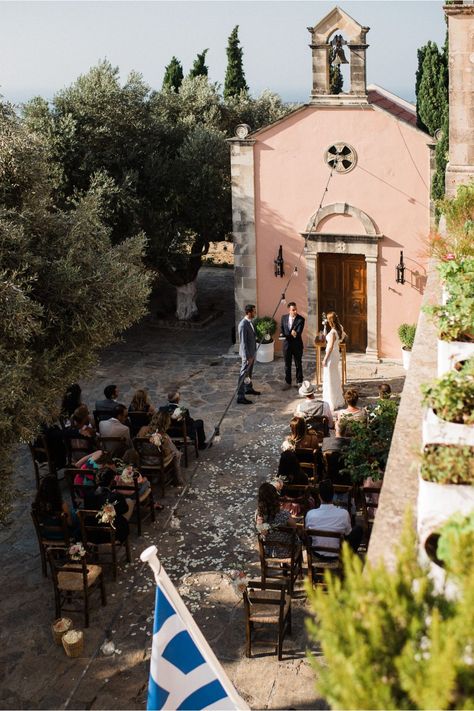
[274,245,284,278]
[396,250,406,285]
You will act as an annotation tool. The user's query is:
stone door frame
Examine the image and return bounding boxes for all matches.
[302,202,382,361]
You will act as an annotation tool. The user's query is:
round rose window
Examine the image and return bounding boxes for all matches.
[324,142,357,173]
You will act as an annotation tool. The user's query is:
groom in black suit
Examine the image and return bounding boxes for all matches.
[280,302,305,390]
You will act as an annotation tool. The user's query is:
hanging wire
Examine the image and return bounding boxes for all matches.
[209,168,334,450]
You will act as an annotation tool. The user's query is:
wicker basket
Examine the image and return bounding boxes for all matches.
[62,629,84,658]
[51,617,73,645]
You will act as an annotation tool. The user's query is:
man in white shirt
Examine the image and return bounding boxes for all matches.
[99,404,132,457]
[305,479,362,557]
[296,381,334,429]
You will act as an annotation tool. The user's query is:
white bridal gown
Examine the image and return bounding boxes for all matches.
[322,328,345,412]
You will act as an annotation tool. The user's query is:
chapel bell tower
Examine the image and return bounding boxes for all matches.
[308,6,370,104]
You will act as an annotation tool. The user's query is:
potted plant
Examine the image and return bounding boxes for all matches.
[425,259,474,374]
[418,443,474,547]
[421,357,474,447]
[253,316,277,363]
[397,323,416,370]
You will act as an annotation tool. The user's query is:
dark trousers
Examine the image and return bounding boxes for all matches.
[189,419,206,448]
[284,346,303,385]
[237,357,255,399]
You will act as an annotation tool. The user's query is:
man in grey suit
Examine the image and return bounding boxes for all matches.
[237,304,261,404]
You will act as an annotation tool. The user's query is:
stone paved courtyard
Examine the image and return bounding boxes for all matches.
[0,267,405,710]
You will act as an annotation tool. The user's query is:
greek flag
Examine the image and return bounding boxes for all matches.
[148,582,245,710]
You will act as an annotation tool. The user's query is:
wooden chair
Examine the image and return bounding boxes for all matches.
[97,435,128,458]
[128,410,152,438]
[114,475,156,537]
[64,433,96,466]
[306,415,329,442]
[243,579,292,661]
[280,484,317,518]
[258,525,303,595]
[29,435,56,487]
[133,437,169,497]
[323,450,351,485]
[304,528,344,588]
[47,547,106,628]
[168,419,198,468]
[77,509,131,580]
[64,467,96,510]
[92,409,113,430]
[31,506,70,577]
[360,485,381,540]
[294,447,320,482]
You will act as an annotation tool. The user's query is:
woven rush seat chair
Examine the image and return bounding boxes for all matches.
[168,418,198,468]
[243,580,292,660]
[304,528,344,588]
[258,525,303,595]
[306,415,329,441]
[31,506,71,577]
[47,547,106,628]
[77,509,131,580]
[114,475,155,538]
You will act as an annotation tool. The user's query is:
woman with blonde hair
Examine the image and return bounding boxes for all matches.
[137,411,182,485]
[129,388,155,414]
[282,416,320,451]
[322,311,346,411]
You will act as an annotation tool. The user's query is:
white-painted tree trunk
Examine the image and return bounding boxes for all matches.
[175,279,198,321]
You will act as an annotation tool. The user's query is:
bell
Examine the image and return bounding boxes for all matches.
[332,48,349,66]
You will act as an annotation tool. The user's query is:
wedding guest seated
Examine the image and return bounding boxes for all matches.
[159,389,207,450]
[33,476,78,537]
[73,450,115,506]
[114,448,152,502]
[61,383,84,420]
[95,384,124,417]
[305,479,363,557]
[64,405,98,462]
[366,382,393,416]
[83,468,131,543]
[337,389,367,432]
[322,418,351,454]
[282,416,320,452]
[255,482,300,558]
[99,404,132,457]
[137,411,183,485]
[295,381,334,429]
[128,389,155,436]
[277,450,309,491]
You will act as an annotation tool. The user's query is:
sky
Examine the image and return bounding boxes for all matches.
[0,0,446,106]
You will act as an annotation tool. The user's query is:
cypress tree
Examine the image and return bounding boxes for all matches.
[329,48,343,95]
[189,49,209,78]
[416,34,449,198]
[224,25,248,99]
[163,56,184,92]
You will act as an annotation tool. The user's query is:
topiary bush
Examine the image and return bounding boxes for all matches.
[253,316,276,343]
[398,323,417,350]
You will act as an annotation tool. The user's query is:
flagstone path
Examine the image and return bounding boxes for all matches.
[0,267,405,710]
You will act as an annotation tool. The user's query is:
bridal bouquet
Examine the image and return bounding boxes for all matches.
[229,570,249,595]
[96,502,116,529]
[150,432,163,448]
[171,406,187,421]
[68,542,86,561]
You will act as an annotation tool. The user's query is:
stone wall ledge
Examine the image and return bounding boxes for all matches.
[367,260,439,569]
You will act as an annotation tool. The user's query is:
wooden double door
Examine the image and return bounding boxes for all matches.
[317,254,367,353]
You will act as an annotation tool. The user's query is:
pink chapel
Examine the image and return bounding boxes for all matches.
[229,6,434,360]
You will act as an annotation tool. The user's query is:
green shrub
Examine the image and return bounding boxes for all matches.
[421,357,474,424]
[253,316,276,343]
[425,290,474,343]
[398,323,417,350]
[421,444,474,485]
[307,515,474,710]
[437,511,474,577]
[341,399,399,484]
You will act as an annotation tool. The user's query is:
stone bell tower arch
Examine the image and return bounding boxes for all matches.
[308,6,370,105]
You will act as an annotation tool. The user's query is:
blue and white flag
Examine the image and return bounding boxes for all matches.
[148,582,246,710]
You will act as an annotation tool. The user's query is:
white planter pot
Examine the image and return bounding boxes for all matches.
[417,473,474,545]
[441,286,450,306]
[401,347,411,370]
[256,340,274,363]
[422,407,474,447]
[437,338,474,375]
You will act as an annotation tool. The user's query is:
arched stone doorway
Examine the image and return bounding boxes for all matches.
[302,202,382,360]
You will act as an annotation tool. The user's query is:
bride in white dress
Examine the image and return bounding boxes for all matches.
[322,311,346,412]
